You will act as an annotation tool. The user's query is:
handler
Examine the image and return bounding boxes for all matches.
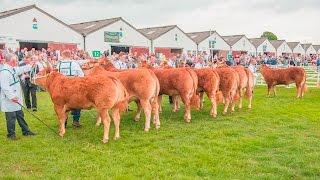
[56,50,85,128]
[0,54,36,140]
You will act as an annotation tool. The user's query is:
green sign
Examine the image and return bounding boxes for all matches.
[33,24,38,30]
[263,45,267,52]
[92,51,101,58]
[104,31,122,43]
[209,40,216,49]
[227,54,233,61]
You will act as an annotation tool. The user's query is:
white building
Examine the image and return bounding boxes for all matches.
[0,5,83,51]
[70,17,150,57]
[139,25,197,58]
[222,35,256,57]
[287,42,305,57]
[302,44,317,56]
[249,37,276,56]
[314,45,320,55]
[270,40,292,57]
[187,31,230,58]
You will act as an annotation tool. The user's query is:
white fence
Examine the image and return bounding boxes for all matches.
[255,65,320,88]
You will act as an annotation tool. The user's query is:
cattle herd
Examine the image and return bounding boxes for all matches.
[35,58,308,143]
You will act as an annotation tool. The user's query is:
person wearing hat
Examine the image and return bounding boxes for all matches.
[0,53,36,140]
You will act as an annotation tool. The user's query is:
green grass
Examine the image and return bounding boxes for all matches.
[1,87,320,179]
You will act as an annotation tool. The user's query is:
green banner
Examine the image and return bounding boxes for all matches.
[104,31,122,43]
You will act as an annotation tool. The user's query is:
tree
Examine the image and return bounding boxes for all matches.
[261,31,278,40]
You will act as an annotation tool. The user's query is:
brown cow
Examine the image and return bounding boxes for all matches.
[35,70,128,143]
[152,68,199,122]
[232,66,254,109]
[214,67,239,114]
[260,65,307,98]
[86,65,160,132]
[193,68,220,118]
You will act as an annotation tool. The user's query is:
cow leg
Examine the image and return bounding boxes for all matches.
[100,109,111,143]
[209,93,217,118]
[111,108,121,140]
[267,85,272,97]
[177,96,181,110]
[296,83,301,98]
[248,93,253,109]
[54,105,67,137]
[158,95,163,113]
[273,86,277,97]
[96,115,102,126]
[238,89,244,109]
[301,82,305,98]
[151,98,160,129]
[141,100,152,132]
[134,100,142,122]
[200,92,205,109]
[223,96,231,115]
[231,101,236,112]
[180,95,191,123]
[172,96,177,112]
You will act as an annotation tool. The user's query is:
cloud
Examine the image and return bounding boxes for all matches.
[0,0,319,44]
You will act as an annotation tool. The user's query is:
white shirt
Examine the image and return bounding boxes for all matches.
[194,63,203,69]
[0,64,32,112]
[113,60,127,70]
[56,60,84,77]
[168,60,176,68]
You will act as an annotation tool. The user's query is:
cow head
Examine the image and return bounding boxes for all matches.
[258,64,269,73]
[34,67,56,90]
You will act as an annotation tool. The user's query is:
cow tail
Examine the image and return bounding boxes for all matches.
[244,68,254,98]
[110,76,129,112]
[185,68,200,109]
[148,69,160,113]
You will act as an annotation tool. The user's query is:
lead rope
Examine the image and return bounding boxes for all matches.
[16,102,59,136]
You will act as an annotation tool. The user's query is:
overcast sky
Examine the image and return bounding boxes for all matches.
[1,0,319,44]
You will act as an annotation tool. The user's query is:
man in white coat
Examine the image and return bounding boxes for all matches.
[0,54,36,140]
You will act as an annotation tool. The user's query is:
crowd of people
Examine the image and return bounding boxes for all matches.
[0,46,320,140]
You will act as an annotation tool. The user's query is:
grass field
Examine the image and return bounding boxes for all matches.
[0,86,320,179]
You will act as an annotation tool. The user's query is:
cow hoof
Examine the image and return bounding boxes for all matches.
[155,125,160,129]
[102,138,109,144]
[113,136,120,141]
[59,133,64,137]
[95,123,101,127]
[134,117,140,122]
[144,128,150,132]
[248,106,252,109]
[222,112,227,115]
[211,114,217,118]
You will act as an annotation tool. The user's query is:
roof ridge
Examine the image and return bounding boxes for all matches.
[70,17,122,25]
[0,4,35,14]
[138,25,176,30]
[187,30,213,34]
[222,34,245,37]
